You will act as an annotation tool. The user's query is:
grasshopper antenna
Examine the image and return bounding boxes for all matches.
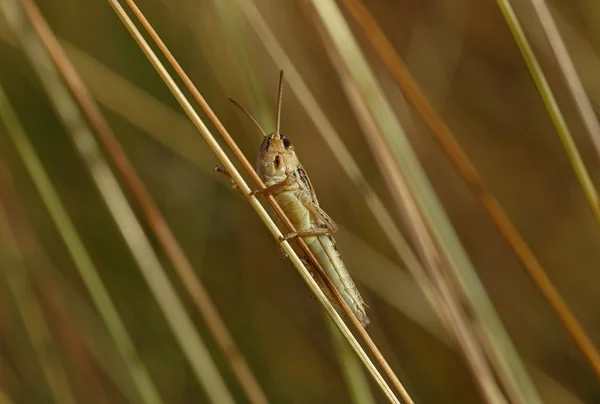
[228,98,268,138]
[275,70,284,139]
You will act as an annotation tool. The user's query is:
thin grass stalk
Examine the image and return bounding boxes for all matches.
[494,0,600,228]
[16,1,269,401]
[0,194,77,404]
[0,167,131,404]
[525,0,600,156]
[210,3,379,399]
[210,0,274,130]
[0,22,579,398]
[107,1,409,402]
[35,256,143,403]
[338,0,600,379]
[233,0,445,327]
[0,81,164,404]
[119,0,410,399]
[0,9,215,173]
[3,2,237,403]
[307,11,509,404]
[324,314,377,404]
[306,1,543,403]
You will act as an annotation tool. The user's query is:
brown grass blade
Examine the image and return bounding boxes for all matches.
[108,0,410,401]
[303,5,508,403]
[2,1,236,402]
[16,0,269,402]
[0,176,77,404]
[305,0,543,402]
[338,0,600,379]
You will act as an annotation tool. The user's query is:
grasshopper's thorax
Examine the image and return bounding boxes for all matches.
[256,132,299,187]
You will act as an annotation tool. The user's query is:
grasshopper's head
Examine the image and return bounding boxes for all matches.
[230,70,299,185]
[256,132,298,184]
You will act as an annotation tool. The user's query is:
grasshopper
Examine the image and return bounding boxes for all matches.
[218,70,369,327]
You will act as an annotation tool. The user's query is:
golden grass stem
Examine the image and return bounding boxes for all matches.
[233,0,445,332]
[494,0,600,228]
[0,19,577,398]
[528,0,600,163]
[0,183,77,404]
[306,0,543,403]
[16,0,269,401]
[305,8,507,404]
[0,17,576,397]
[2,1,234,402]
[0,167,112,404]
[0,80,164,404]
[108,0,409,402]
[339,0,600,380]
[324,314,377,404]
[211,3,388,398]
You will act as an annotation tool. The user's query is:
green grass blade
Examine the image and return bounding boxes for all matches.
[0,81,164,404]
[495,0,600,228]
[0,2,236,402]
[308,1,542,403]
[324,314,377,404]
[0,203,77,404]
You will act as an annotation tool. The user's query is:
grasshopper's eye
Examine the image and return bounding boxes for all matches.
[283,137,294,150]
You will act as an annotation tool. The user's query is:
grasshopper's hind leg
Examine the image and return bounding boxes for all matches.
[279,195,339,241]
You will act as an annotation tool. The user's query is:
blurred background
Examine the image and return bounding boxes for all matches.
[0,0,599,403]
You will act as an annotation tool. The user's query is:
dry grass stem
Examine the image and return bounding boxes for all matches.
[0,176,77,404]
[2,1,236,402]
[0,16,577,398]
[528,0,600,160]
[306,0,543,402]
[0,167,112,404]
[306,6,508,403]
[109,0,411,401]
[16,0,269,401]
[325,314,377,404]
[494,0,600,228]
[339,0,600,379]
[0,79,163,404]
[233,0,445,330]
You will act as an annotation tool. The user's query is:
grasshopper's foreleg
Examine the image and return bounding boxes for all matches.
[213,165,241,194]
[250,172,295,197]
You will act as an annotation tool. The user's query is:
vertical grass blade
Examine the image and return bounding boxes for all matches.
[306,1,542,403]
[234,0,444,329]
[339,0,600,380]
[0,81,164,404]
[307,11,507,404]
[16,0,269,401]
[526,0,600,155]
[0,193,77,404]
[1,1,236,402]
[106,0,406,401]
[494,0,600,228]
[325,315,377,404]
[211,2,376,399]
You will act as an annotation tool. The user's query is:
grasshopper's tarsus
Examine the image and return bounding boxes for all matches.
[278,245,289,259]
[214,165,240,193]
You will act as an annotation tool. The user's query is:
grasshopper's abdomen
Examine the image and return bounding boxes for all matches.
[306,235,370,327]
[274,190,370,327]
